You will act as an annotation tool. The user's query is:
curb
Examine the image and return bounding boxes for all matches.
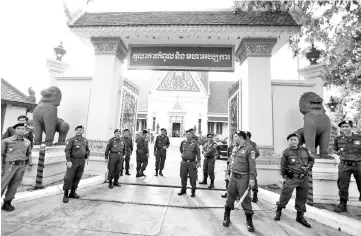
[10,175,105,203]
[258,188,361,236]
[117,181,227,191]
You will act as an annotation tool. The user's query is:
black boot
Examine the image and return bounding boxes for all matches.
[208,179,215,189]
[155,170,158,176]
[159,170,163,176]
[221,192,227,198]
[69,188,79,199]
[136,169,141,177]
[120,170,123,176]
[274,206,282,221]
[296,211,311,228]
[246,214,255,232]
[125,170,131,175]
[223,206,231,227]
[334,199,347,213]
[113,178,121,187]
[199,175,207,185]
[252,192,258,203]
[109,179,113,189]
[191,189,196,197]
[2,201,15,211]
[140,170,146,177]
[178,188,187,196]
[63,190,69,203]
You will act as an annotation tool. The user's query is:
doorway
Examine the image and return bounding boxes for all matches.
[172,123,180,137]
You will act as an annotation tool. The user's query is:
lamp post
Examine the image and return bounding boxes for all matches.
[326,96,338,112]
[305,43,321,65]
[54,41,67,61]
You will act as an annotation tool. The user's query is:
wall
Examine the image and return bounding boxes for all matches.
[2,105,27,132]
[55,77,92,138]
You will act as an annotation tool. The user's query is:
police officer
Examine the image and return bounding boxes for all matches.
[154,128,170,176]
[274,133,314,228]
[136,130,149,177]
[105,129,125,189]
[1,123,32,211]
[333,120,361,212]
[178,129,201,197]
[2,115,34,148]
[121,129,133,176]
[199,133,217,188]
[63,125,90,203]
[223,131,256,232]
[221,143,234,198]
[245,131,260,203]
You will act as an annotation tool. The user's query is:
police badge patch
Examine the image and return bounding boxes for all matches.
[251,151,255,159]
[66,141,69,145]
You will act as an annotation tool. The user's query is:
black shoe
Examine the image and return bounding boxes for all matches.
[178,189,187,196]
[155,170,158,176]
[191,189,196,197]
[120,171,123,176]
[109,180,113,189]
[296,211,311,228]
[223,207,231,227]
[274,206,282,221]
[221,192,227,198]
[334,199,347,213]
[69,189,79,199]
[113,179,121,187]
[208,179,215,189]
[199,178,207,185]
[2,201,15,211]
[63,190,69,203]
[125,170,131,175]
[140,172,146,177]
[252,192,258,203]
[159,171,163,176]
[246,214,255,232]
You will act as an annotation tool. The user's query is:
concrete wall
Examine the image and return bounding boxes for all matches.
[55,77,92,138]
[2,105,27,131]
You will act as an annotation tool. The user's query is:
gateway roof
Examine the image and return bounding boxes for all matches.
[1,78,37,110]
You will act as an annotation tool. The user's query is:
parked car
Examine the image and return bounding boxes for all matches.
[216,137,228,159]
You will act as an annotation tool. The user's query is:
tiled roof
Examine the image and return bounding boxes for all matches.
[208,81,234,114]
[71,11,298,27]
[1,78,37,108]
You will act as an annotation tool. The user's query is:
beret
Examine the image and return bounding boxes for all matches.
[13,123,26,129]
[114,129,121,134]
[207,133,214,137]
[245,131,251,138]
[186,129,193,133]
[235,131,247,140]
[142,130,148,134]
[161,128,166,131]
[338,120,353,128]
[75,125,84,130]
[17,115,28,121]
[123,129,129,132]
[287,133,299,140]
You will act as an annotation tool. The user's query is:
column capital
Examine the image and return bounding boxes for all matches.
[91,37,128,61]
[298,63,329,81]
[235,38,277,65]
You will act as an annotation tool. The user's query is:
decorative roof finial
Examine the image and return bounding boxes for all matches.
[54,41,67,61]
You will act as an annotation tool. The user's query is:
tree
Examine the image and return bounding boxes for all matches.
[234,0,361,91]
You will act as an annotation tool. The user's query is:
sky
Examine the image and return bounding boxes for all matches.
[0,0,308,100]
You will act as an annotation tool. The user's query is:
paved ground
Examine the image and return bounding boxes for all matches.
[1,138,351,236]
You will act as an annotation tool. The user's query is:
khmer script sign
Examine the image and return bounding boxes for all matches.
[128,45,235,72]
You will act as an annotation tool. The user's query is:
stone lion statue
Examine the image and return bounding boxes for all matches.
[294,92,331,158]
[33,86,70,146]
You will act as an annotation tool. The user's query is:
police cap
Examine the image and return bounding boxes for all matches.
[287,133,299,140]
[114,129,121,134]
[186,129,193,133]
[245,131,252,139]
[338,120,353,128]
[123,129,129,132]
[17,115,29,121]
[142,129,148,134]
[13,123,26,129]
[161,128,166,132]
[207,133,214,138]
[75,125,84,131]
[235,131,247,140]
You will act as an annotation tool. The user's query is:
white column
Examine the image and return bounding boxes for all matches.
[86,37,127,141]
[46,59,69,86]
[298,63,329,98]
[236,38,277,147]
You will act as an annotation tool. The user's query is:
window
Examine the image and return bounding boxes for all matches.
[152,117,156,131]
[216,122,223,135]
[136,120,140,131]
[198,119,202,134]
[208,122,214,134]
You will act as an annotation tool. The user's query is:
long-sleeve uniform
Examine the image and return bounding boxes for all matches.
[122,136,133,174]
[247,140,260,195]
[105,137,125,182]
[179,139,201,191]
[63,135,90,191]
[2,126,34,148]
[1,136,32,202]
[225,143,257,215]
[277,146,314,213]
[202,140,217,180]
[136,136,149,174]
[154,135,170,172]
[332,133,361,202]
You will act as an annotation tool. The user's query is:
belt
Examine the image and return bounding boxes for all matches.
[110,151,122,154]
[156,148,165,151]
[232,173,248,179]
[293,173,307,179]
[182,159,195,162]
[8,160,28,165]
[341,160,361,166]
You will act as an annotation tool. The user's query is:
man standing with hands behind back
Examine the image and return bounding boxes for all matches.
[154,128,170,176]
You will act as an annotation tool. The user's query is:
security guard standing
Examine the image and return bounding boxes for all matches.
[136,130,149,177]
[333,120,361,212]
[221,144,234,198]
[105,129,125,189]
[274,133,314,228]
[245,131,260,202]
[1,123,32,211]
[63,125,90,203]
[121,129,133,176]
[154,128,170,176]
[223,131,256,232]
[178,129,201,197]
[199,133,217,188]
[2,115,34,148]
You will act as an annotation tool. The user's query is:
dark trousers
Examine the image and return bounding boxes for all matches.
[155,149,166,171]
[226,174,253,215]
[252,178,258,193]
[122,152,131,171]
[277,176,309,212]
[63,158,85,190]
[136,157,148,172]
[1,163,26,201]
[338,163,361,201]
[180,160,198,190]
[202,157,215,179]
[108,154,122,181]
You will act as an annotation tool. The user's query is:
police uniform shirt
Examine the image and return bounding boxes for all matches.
[180,139,201,161]
[1,136,32,162]
[333,133,361,162]
[123,136,133,152]
[105,137,125,159]
[280,146,314,177]
[154,135,170,151]
[203,140,217,158]
[247,140,260,158]
[65,136,90,162]
[230,143,257,180]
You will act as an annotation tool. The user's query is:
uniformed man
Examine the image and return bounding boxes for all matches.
[105,129,125,189]
[178,129,201,197]
[245,131,260,203]
[223,131,256,232]
[1,123,32,211]
[333,120,361,212]
[2,115,34,148]
[63,125,90,203]
[136,130,149,177]
[199,133,217,188]
[154,128,170,176]
[121,129,133,176]
[274,133,314,228]
[221,144,234,198]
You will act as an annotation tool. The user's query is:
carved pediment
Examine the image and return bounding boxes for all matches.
[157,71,200,92]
